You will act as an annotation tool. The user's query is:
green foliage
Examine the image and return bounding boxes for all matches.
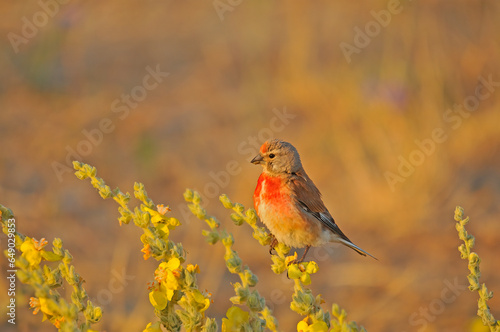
[2,162,367,331]
[455,206,500,332]
[1,205,102,332]
[73,161,214,332]
[185,190,278,331]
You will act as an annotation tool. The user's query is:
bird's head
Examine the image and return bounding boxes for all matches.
[251,139,303,175]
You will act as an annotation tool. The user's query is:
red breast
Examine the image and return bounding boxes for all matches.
[254,173,287,214]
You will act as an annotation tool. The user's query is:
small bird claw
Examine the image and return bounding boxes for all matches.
[268,235,278,255]
[286,246,311,266]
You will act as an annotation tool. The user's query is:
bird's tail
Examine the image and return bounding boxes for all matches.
[338,238,378,260]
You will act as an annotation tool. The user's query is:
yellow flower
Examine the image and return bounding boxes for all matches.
[157,204,171,215]
[53,316,65,329]
[165,272,180,300]
[305,261,319,274]
[20,238,42,266]
[149,290,168,310]
[297,320,309,331]
[166,257,181,270]
[192,289,210,313]
[300,273,312,285]
[29,297,40,315]
[154,263,168,283]
[153,260,182,301]
[177,289,210,314]
[186,264,200,274]
[287,264,302,280]
[285,252,298,266]
[39,297,57,316]
[222,306,249,332]
[297,318,329,332]
[156,223,170,238]
[147,280,159,291]
[33,238,49,250]
[145,205,173,224]
[143,321,163,332]
[141,244,152,260]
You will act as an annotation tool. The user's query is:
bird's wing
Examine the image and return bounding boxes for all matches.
[289,171,352,243]
[289,170,377,260]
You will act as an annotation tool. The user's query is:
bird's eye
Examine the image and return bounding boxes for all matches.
[269,153,275,158]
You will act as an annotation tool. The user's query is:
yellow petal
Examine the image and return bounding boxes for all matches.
[157,204,171,215]
[39,298,56,316]
[20,238,34,253]
[186,264,200,274]
[192,290,210,312]
[166,257,180,270]
[305,261,319,274]
[166,289,175,301]
[297,320,310,332]
[24,249,42,266]
[308,321,328,332]
[143,321,163,332]
[225,306,249,326]
[285,252,298,265]
[300,273,312,285]
[149,290,168,310]
[287,264,302,279]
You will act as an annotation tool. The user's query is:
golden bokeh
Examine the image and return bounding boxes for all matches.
[1,1,499,331]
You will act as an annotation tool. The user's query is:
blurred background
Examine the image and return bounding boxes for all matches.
[1,1,499,331]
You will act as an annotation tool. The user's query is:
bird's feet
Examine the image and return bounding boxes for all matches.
[287,258,304,266]
[268,234,278,255]
[286,245,311,266]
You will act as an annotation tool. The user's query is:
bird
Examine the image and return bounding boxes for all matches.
[251,139,376,264]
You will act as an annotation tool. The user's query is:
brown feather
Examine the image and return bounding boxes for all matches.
[252,139,376,259]
[289,170,323,212]
[289,169,353,244]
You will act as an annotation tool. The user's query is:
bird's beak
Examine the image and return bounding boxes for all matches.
[251,154,264,164]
